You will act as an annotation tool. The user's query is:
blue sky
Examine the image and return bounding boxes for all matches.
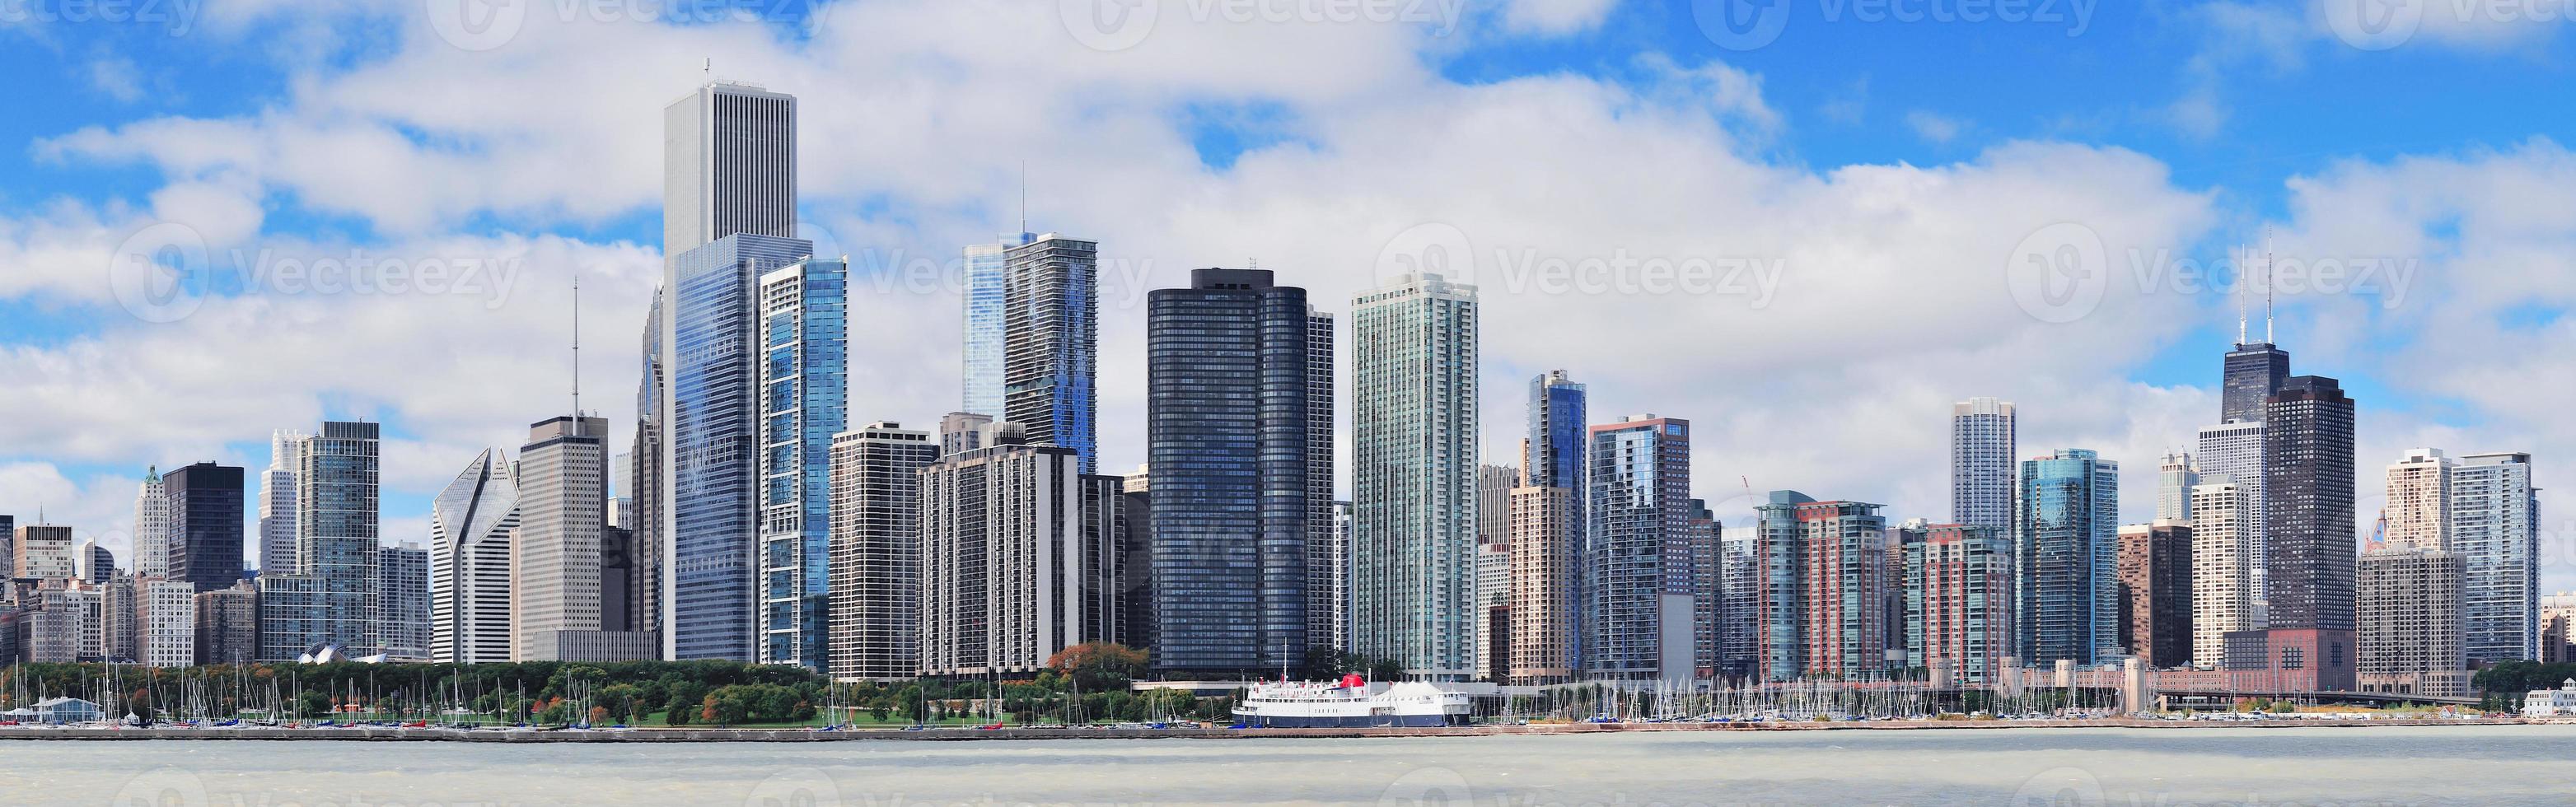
[1,0,2572,588]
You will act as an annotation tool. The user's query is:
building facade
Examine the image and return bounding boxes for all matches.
[1003,234,1101,473]
[376,543,429,662]
[163,461,245,594]
[255,421,381,662]
[194,582,258,665]
[2383,448,2452,552]
[430,450,519,665]
[2356,547,2466,697]
[1506,485,1578,683]
[518,416,648,662]
[755,259,849,669]
[2115,520,2194,669]
[1905,524,2013,684]
[2156,452,2197,522]
[2196,421,2269,622]
[1349,272,1479,679]
[1950,398,2016,535]
[2452,452,2538,664]
[662,81,797,258]
[1755,492,1890,681]
[961,232,1036,418]
[259,431,308,576]
[2188,477,2253,667]
[133,468,168,578]
[1586,415,1695,681]
[824,422,938,681]
[2017,449,2120,666]
[917,433,1121,677]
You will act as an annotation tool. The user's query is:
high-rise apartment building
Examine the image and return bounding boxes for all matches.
[939,412,993,458]
[917,431,1122,676]
[135,577,196,668]
[1587,415,1695,682]
[1688,501,1723,680]
[2452,452,2538,664]
[824,422,938,682]
[1718,519,1761,681]
[162,461,245,594]
[1756,492,1889,681]
[2356,547,2467,697]
[12,523,76,581]
[962,232,1036,417]
[1349,272,1480,679]
[755,258,849,669]
[1950,398,2016,534]
[257,421,381,661]
[376,543,430,662]
[662,232,813,661]
[2195,421,2268,623]
[2384,448,2452,551]
[1507,485,1578,684]
[430,450,518,665]
[2115,520,2194,669]
[2017,449,2120,666]
[259,431,308,576]
[2188,476,2254,667]
[1143,268,1334,674]
[2156,452,2198,522]
[1905,524,2013,684]
[132,467,168,578]
[194,581,258,665]
[1002,234,1101,473]
[1526,370,1587,667]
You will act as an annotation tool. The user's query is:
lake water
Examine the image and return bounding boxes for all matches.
[6,725,2572,806]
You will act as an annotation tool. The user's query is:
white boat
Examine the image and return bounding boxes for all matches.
[1232,675,1471,728]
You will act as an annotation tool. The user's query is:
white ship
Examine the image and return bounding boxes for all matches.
[1232,675,1473,728]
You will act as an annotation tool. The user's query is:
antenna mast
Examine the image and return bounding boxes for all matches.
[572,274,582,430]
[1019,161,1028,235]
[2265,226,2275,345]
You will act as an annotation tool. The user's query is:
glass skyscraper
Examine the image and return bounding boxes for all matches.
[2263,376,2355,634]
[1586,416,1694,682]
[257,421,381,661]
[1143,268,1332,674]
[2221,343,2291,425]
[162,461,245,593]
[2452,452,2538,664]
[1949,398,2016,535]
[1350,272,1479,679]
[1003,234,1100,473]
[755,257,848,670]
[665,232,813,661]
[2016,448,2120,665]
[962,232,1035,417]
[1524,371,1587,670]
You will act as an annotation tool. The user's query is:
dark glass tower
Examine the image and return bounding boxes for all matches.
[162,462,245,593]
[1004,234,1101,473]
[2264,376,2356,632]
[1145,268,1330,674]
[2220,343,2290,424]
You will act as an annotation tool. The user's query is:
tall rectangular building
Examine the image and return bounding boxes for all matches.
[2017,449,2120,665]
[628,292,666,646]
[1003,234,1101,473]
[755,258,849,669]
[1755,492,1888,681]
[2452,452,2538,663]
[2156,452,2197,522]
[2263,376,2355,633]
[662,82,797,257]
[162,461,245,594]
[1506,485,1578,684]
[2384,448,2452,551]
[135,577,196,668]
[2115,520,2194,669]
[2188,477,2254,666]
[430,449,519,665]
[662,232,813,661]
[917,433,1120,676]
[517,416,644,662]
[257,421,380,661]
[2221,339,2290,425]
[1349,272,1479,679]
[1526,370,1587,666]
[193,582,258,665]
[376,542,430,662]
[13,524,76,581]
[961,232,1036,417]
[1718,518,1761,681]
[2195,421,2268,622]
[1586,415,1695,682]
[1905,524,2013,684]
[2356,547,2466,697]
[1950,398,2016,534]
[133,468,168,578]
[1143,268,1332,674]
[259,431,309,576]
[824,422,938,681]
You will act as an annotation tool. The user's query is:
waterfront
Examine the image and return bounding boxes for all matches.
[7,724,2574,805]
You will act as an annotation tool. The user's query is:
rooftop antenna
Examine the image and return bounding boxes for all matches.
[704,57,712,76]
[2265,225,2275,345]
[2236,240,2249,346]
[571,274,583,433]
[1018,161,1028,235]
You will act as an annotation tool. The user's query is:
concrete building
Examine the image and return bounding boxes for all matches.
[2189,476,2256,667]
[917,428,1122,677]
[516,416,650,662]
[2156,452,2198,522]
[1587,415,1695,682]
[1349,272,1479,679]
[2195,421,2269,625]
[2356,547,2467,697]
[1525,370,1587,668]
[259,431,309,576]
[662,81,797,258]
[194,582,259,665]
[2383,448,2452,551]
[78,541,114,583]
[376,543,430,662]
[13,524,77,582]
[1756,492,1889,681]
[136,577,196,668]
[1506,486,1578,684]
[133,468,169,578]
[1003,234,1101,473]
[1905,524,2013,685]
[430,450,519,665]
[824,422,938,682]
[2115,520,2194,669]
[1950,398,2016,536]
[2452,452,2538,664]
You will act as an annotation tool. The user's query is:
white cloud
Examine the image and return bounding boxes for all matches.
[1905,110,1965,144]
[1502,0,1620,35]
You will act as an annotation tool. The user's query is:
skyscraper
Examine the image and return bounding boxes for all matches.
[628,292,666,646]
[2220,342,2292,426]
[1349,272,1479,679]
[2384,448,2453,551]
[132,467,168,578]
[135,577,196,668]
[1950,398,2016,535]
[430,449,519,665]
[257,421,380,661]
[2196,421,2268,623]
[2188,476,2255,667]
[1687,501,1723,680]
[1587,415,1695,682]
[2156,452,2198,522]
[1525,370,1587,668]
[755,257,849,669]
[2115,520,2194,669]
[1507,485,1578,684]
[1003,234,1101,473]
[662,82,797,257]
[917,427,1122,676]
[662,232,814,661]
[376,542,430,662]
[1143,268,1332,674]
[2356,547,2466,697]
[962,232,1036,417]
[2017,448,2120,666]
[259,431,308,576]
[162,461,245,594]
[2263,376,2356,633]
[824,422,938,681]
[1755,492,1889,681]
[1718,518,1761,681]
[1905,523,2013,684]
[939,412,994,457]
[517,415,650,662]
[13,523,76,581]
[2452,452,2538,664]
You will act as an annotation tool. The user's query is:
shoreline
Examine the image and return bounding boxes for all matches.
[0,716,2537,742]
